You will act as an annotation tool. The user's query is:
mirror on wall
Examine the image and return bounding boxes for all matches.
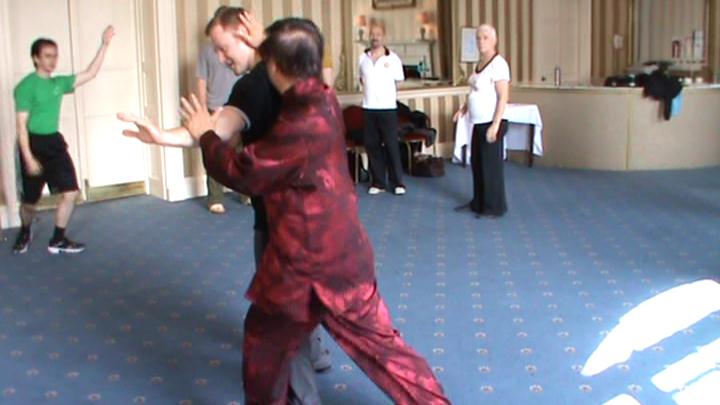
[632,0,711,81]
[592,0,712,85]
[346,0,452,91]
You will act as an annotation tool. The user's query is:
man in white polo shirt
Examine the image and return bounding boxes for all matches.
[358,22,406,195]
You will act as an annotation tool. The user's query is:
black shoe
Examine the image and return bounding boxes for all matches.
[454,202,472,212]
[48,237,86,254]
[12,230,32,254]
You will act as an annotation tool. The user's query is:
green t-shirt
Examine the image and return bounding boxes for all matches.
[13,72,76,135]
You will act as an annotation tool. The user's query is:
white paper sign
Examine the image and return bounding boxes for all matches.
[461,27,478,63]
[693,30,704,61]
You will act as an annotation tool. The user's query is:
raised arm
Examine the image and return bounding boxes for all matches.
[75,26,114,88]
[236,11,266,48]
[180,94,307,196]
[200,129,307,196]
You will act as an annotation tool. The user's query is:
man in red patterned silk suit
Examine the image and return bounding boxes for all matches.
[179,18,451,405]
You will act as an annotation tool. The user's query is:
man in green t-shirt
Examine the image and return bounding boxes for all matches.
[12,26,115,254]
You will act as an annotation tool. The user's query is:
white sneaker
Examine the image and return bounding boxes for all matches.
[368,186,385,195]
[393,186,406,195]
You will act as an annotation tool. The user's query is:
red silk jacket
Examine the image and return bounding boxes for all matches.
[200,78,377,322]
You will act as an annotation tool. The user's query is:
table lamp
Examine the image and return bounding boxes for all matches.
[356,15,367,42]
[418,11,430,41]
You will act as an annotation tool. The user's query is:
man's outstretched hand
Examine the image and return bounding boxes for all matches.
[117,112,165,145]
[179,94,222,140]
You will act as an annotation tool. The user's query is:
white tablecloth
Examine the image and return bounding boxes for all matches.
[453,103,544,163]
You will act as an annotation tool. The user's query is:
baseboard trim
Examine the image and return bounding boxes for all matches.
[165,175,207,202]
[86,181,146,203]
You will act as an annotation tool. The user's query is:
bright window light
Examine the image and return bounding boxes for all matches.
[582,279,720,377]
[603,394,643,405]
[651,337,720,392]
[671,370,720,405]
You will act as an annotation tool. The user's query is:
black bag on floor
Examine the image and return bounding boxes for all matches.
[411,154,445,177]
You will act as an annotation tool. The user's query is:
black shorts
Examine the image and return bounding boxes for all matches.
[19,132,79,204]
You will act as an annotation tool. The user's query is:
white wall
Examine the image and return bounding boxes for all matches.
[637,0,707,62]
[352,0,438,43]
[533,0,592,85]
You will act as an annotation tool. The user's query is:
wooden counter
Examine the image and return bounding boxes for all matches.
[509,84,720,170]
[338,83,720,171]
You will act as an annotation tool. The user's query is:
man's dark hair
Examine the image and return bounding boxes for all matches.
[205,6,246,36]
[30,38,57,68]
[258,18,324,80]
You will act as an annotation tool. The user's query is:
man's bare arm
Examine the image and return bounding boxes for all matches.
[75,26,114,87]
[118,103,246,147]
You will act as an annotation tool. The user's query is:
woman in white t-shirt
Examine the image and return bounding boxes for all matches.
[454,24,510,217]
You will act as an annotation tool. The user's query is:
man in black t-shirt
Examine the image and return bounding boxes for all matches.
[118,7,329,404]
[224,61,281,251]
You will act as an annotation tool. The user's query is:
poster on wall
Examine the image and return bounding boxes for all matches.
[372,0,416,9]
[460,27,478,63]
[692,30,704,62]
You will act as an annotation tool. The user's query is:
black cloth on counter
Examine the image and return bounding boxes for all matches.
[641,70,682,120]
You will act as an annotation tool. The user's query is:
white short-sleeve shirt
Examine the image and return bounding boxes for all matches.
[467,55,510,124]
[358,48,405,110]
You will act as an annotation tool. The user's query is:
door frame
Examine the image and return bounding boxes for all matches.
[67,0,148,197]
[0,0,19,228]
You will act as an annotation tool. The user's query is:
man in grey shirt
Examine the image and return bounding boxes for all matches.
[196,41,243,213]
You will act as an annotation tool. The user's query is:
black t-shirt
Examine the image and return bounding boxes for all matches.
[224,62,282,231]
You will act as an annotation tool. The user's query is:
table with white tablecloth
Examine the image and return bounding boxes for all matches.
[453,103,544,167]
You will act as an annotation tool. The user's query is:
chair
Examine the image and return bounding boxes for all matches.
[344,105,439,179]
[398,112,437,175]
[342,105,366,183]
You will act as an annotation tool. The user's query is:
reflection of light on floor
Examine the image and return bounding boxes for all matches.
[651,337,720,392]
[672,370,720,405]
[582,280,720,377]
[603,394,643,405]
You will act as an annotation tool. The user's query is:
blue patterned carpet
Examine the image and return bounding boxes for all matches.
[1,163,719,405]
